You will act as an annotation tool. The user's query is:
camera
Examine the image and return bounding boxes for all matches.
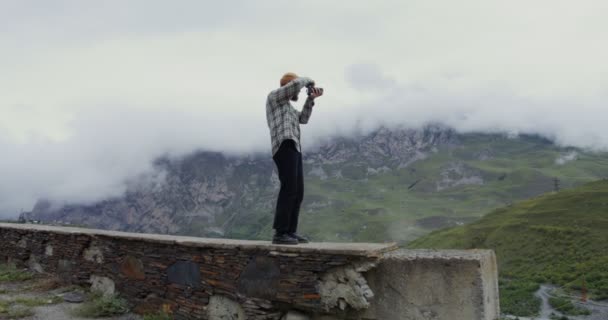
[306,84,323,97]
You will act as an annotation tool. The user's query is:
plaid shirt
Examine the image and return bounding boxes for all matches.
[266,77,315,156]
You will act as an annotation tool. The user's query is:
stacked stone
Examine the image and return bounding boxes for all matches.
[0,224,391,320]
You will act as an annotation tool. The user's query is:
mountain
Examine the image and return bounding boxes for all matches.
[409,179,608,316]
[26,125,608,244]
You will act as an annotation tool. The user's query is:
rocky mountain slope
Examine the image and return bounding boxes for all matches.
[25,125,608,243]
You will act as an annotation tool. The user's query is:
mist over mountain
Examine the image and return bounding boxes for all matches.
[3,86,608,219]
[23,125,608,243]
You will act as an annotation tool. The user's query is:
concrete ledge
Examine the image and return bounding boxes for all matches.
[0,223,397,257]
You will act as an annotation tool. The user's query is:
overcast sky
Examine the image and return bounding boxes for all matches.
[1,0,608,216]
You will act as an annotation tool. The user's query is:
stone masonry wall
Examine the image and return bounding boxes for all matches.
[0,223,499,320]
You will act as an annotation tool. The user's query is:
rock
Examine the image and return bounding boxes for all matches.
[133,293,164,315]
[89,275,115,297]
[56,259,74,281]
[120,256,145,280]
[63,291,86,303]
[167,261,200,288]
[318,262,375,311]
[57,259,72,272]
[312,316,340,320]
[17,238,27,248]
[435,162,484,191]
[28,254,44,273]
[45,244,53,256]
[282,310,311,320]
[207,295,245,320]
[237,256,280,299]
[83,245,104,263]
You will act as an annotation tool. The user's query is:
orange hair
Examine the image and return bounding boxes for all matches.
[280,72,298,86]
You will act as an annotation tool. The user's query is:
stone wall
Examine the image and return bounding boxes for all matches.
[0,223,499,320]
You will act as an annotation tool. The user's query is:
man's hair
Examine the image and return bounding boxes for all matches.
[280,72,298,87]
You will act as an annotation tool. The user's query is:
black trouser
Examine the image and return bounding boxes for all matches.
[272,139,304,234]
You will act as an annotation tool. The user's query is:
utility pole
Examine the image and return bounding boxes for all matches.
[553,178,560,192]
[582,275,587,302]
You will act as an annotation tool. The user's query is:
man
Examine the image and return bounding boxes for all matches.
[266,72,323,245]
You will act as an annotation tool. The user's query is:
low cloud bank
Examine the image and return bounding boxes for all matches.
[2,72,607,218]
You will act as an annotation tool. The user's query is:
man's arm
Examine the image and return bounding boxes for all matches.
[300,87,323,124]
[269,77,314,105]
[299,97,315,124]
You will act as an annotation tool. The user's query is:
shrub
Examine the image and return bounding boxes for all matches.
[71,292,130,318]
[0,264,33,283]
[499,279,541,316]
[143,312,173,320]
[548,296,590,316]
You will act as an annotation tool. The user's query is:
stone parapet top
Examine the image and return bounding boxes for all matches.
[0,223,398,257]
[384,248,495,260]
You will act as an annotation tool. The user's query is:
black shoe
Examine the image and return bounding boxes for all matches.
[289,233,309,243]
[272,233,298,245]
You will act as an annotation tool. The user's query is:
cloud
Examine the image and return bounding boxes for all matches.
[2,1,608,216]
[555,151,579,165]
[0,104,271,217]
[345,63,396,91]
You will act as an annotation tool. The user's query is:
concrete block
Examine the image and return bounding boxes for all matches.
[363,249,500,320]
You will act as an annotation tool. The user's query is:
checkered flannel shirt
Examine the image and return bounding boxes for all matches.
[266,77,315,156]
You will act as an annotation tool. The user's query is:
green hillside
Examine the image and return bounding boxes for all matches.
[240,134,608,244]
[409,179,608,316]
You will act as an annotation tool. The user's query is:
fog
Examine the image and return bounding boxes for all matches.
[1,1,608,216]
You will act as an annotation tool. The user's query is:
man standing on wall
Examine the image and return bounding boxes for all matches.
[266,72,324,245]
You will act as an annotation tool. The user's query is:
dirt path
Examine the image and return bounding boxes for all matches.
[505,285,608,320]
[535,284,555,319]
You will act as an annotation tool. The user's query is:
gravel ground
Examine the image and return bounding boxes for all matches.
[570,299,608,320]
[0,274,143,320]
[25,303,142,320]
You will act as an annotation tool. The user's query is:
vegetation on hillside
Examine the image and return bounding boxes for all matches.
[409,179,608,316]
[230,134,608,243]
[548,296,591,316]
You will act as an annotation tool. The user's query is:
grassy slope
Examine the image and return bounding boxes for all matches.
[234,134,608,244]
[409,179,608,315]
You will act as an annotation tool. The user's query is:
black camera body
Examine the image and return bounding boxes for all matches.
[306,84,323,97]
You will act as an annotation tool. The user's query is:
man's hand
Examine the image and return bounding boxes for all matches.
[310,87,324,99]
